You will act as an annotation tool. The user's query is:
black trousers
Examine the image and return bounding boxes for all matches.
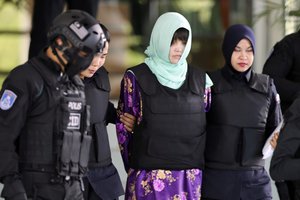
[28,0,100,58]
[202,168,272,200]
[82,177,118,200]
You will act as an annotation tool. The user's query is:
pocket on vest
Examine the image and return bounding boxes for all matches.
[241,128,265,166]
[147,132,205,164]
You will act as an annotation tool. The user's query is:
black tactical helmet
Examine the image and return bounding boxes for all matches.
[47,10,106,77]
[47,9,105,54]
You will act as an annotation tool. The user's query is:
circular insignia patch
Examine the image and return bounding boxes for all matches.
[0,89,17,110]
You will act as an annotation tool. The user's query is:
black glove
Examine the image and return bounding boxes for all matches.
[1,176,27,200]
[64,179,83,200]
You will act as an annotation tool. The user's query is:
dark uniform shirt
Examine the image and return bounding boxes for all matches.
[0,51,70,200]
[270,97,300,200]
[0,52,61,179]
[0,51,89,200]
[262,29,300,200]
[263,30,300,113]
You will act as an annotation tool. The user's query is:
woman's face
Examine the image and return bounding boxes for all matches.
[231,38,254,72]
[169,39,186,64]
[80,42,109,78]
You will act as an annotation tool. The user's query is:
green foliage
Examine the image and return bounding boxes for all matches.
[0,0,25,9]
[0,75,5,87]
[126,48,145,67]
[0,3,22,71]
[0,35,21,71]
[289,9,300,17]
[0,3,25,89]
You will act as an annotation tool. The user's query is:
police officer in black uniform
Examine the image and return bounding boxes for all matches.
[263,29,300,113]
[263,28,300,200]
[270,96,300,200]
[0,10,106,200]
[202,24,282,200]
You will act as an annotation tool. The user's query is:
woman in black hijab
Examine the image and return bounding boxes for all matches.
[202,24,282,200]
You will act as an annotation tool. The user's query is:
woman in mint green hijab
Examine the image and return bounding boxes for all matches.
[144,12,192,89]
[116,12,212,199]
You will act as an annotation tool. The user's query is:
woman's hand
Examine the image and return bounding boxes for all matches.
[270,132,279,149]
[120,113,136,132]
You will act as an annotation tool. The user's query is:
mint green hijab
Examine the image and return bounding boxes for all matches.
[144,12,192,89]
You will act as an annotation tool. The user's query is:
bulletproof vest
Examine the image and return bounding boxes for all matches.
[19,58,91,178]
[56,75,91,178]
[128,63,206,170]
[205,69,272,169]
[84,67,112,167]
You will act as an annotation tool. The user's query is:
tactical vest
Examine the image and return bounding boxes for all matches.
[84,67,112,168]
[128,63,206,170]
[205,69,272,169]
[18,58,91,178]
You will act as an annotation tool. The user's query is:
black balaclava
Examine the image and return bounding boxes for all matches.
[222,24,255,80]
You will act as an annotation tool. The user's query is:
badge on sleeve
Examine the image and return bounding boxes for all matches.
[0,89,17,110]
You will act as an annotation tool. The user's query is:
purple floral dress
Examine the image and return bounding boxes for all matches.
[116,71,211,200]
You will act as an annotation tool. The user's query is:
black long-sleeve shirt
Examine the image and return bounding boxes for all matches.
[270,98,300,181]
[263,30,300,113]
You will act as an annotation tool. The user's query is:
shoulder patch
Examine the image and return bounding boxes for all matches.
[0,89,17,110]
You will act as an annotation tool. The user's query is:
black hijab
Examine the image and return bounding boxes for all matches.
[222,24,255,80]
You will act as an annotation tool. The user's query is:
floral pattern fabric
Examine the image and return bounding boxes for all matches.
[116,71,211,200]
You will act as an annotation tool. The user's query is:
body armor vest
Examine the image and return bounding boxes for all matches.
[129,63,206,170]
[18,58,91,178]
[84,67,112,167]
[205,69,272,169]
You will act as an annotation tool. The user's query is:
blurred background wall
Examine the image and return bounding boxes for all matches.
[0,0,299,98]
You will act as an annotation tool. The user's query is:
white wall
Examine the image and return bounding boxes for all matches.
[252,0,285,73]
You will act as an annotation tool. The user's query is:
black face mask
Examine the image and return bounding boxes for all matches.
[63,47,93,77]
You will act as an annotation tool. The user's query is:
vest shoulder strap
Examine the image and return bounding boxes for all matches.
[249,73,271,94]
[209,70,233,93]
[129,63,206,95]
[93,67,111,91]
[128,63,157,95]
[188,65,206,95]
